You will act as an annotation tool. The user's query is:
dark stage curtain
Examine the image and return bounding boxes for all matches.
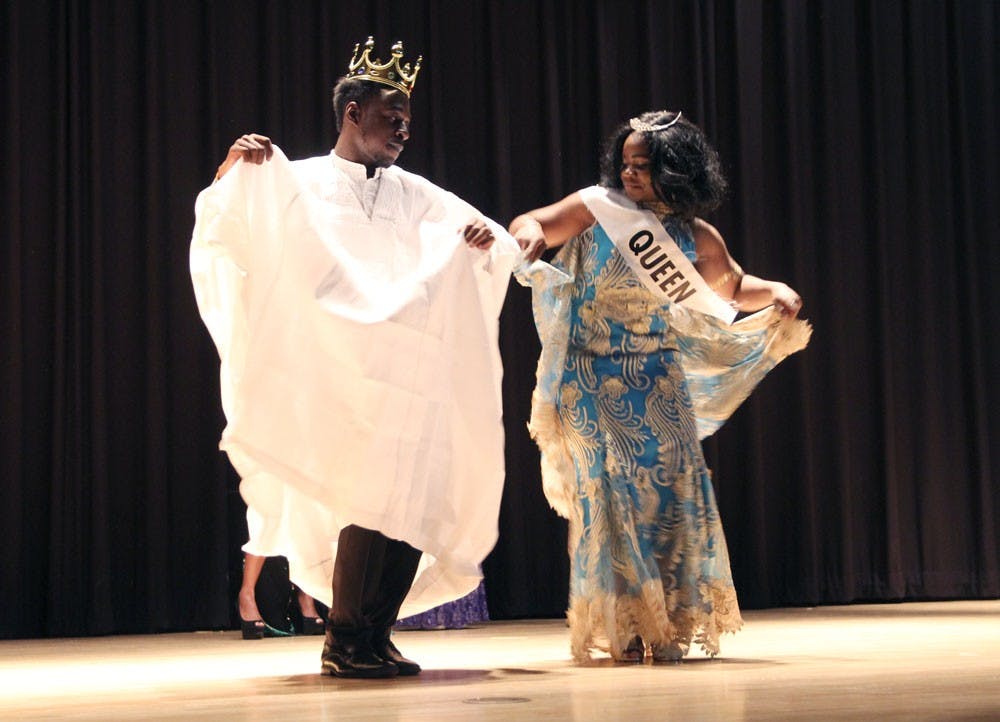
[2,0,997,638]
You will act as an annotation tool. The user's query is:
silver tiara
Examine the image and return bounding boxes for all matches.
[629,111,682,133]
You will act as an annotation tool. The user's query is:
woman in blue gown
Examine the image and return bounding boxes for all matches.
[510,111,809,663]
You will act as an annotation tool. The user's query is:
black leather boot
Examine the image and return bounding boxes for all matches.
[373,628,421,676]
[321,627,398,678]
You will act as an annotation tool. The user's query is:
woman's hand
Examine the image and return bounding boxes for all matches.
[508,193,595,262]
[769,283,802,317]
[732,274,803,317]
[510,215,548,262]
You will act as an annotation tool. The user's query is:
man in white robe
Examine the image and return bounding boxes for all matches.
[190,40,519,678]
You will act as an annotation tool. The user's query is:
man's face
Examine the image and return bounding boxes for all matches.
[351,89,412,169]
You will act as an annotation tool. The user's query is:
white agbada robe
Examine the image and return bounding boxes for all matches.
[190,147,519,616]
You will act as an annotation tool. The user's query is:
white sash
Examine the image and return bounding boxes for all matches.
[579,185,737,323]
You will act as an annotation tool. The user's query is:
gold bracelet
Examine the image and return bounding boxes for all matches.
[710,268,744,291]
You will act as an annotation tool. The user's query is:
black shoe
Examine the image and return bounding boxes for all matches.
[321,630,398,679]
[238,599,294,640]
[299,616,326,636]
[617,635,644,663]
[240,618,266,640]
[240,617,293,639]
[374,632,421,676]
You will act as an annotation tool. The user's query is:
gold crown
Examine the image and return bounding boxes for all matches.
[347,37,422,96]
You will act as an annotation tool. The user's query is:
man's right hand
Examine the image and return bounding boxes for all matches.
[215,133,274,180]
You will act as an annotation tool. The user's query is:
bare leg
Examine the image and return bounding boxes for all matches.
[295,586,325,634]
[297,588,321,619]
[237,553,266,621]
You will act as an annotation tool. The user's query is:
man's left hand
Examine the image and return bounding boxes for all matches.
[461,219,495,250]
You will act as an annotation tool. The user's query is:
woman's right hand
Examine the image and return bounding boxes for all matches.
[510,215,549,262]
[508,192,595,263]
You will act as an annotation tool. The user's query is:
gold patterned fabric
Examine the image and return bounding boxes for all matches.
[518,219,810,662]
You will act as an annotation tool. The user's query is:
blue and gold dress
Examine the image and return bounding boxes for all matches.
[520,210,809,662]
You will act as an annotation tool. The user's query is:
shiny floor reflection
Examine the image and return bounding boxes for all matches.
[1,600,999,720]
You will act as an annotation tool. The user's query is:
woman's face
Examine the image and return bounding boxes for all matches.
[620,132,659,203]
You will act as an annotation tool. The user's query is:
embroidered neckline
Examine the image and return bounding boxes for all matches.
[638,200,672,220]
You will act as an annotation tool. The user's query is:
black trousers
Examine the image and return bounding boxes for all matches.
[326,524,422,641]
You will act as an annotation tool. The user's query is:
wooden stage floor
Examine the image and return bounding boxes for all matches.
[2,600,998,721]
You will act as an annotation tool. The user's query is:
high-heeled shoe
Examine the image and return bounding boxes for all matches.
[239,616,294,639]
[237,601,293,639]
[299,615,326,636]
[241,617,267,640]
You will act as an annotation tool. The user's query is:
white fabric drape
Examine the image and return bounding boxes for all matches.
[190,147,518,616]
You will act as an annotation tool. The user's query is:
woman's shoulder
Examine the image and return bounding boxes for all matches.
[689,217,728,254]
[689,216,718,237]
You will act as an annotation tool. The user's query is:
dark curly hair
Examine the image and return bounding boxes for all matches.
[599,110,728,220]
[331,76,388,132]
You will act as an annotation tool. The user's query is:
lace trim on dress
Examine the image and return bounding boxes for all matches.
[567,577,743,662]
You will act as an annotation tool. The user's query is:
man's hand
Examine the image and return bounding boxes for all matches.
[461,218,495,250]
[215,133,274,180]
